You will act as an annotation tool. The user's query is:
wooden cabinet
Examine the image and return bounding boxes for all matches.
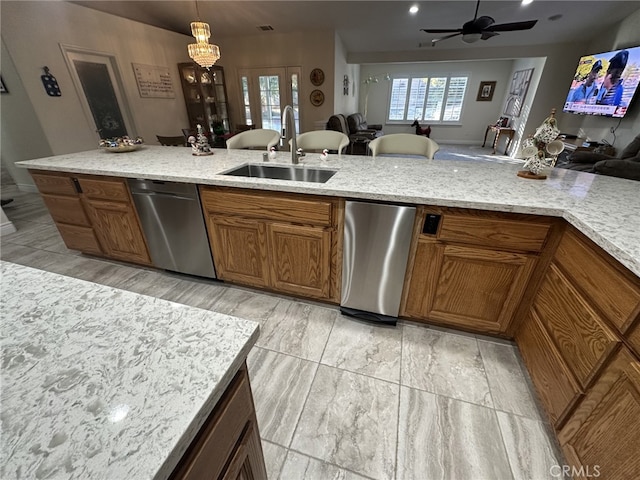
[558,348,640,480]
[178,63,230,144]
[30,171,103,255]
[171,365,267,480]
[30,171,151,265]
[78,176,151,266]
[200,186,342,302]
[515,225,640,471]
[402,208,551,334]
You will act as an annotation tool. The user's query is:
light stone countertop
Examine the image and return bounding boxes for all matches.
[17,146,640,277]
[0,261,259,480]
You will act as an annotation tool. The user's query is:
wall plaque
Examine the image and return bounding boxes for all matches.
[132,63,175,98]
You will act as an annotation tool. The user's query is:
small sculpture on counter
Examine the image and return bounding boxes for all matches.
[518,108,561,180]
[189,124,213,156]
[268,146,277,161]
[320,149,329,162]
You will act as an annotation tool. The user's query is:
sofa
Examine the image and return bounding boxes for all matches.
[326,113,384,154]
[557,133,640,181]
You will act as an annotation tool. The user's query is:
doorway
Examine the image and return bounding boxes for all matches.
[60,45,136,140]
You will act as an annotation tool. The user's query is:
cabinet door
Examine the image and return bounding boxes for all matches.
[559,348,640,480]
[85,199,151,265]
[267,222,331,299]
[221,421,267,480]
[207,215,270,288]
[533,263,620,388]
[516,309,582,426]
[404,238,537,334]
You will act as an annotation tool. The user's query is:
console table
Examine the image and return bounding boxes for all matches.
[483,125,516,155]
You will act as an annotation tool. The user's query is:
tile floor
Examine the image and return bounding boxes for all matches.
[1,184,565,480]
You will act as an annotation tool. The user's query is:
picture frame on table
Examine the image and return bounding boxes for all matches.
[477,81,496,101]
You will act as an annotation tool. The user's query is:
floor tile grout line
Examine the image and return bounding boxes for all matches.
[394,324,405,480]
[491,408,518,480]
[280,446,380,480]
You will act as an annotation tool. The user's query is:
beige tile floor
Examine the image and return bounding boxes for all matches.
[1,184,565,480]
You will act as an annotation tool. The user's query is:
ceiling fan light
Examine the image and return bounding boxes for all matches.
[462,33,482,43]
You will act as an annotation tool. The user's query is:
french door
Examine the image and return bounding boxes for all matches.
[238,67,301,133]
[61,45,136,140]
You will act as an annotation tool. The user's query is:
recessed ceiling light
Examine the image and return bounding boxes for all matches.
[522,0,534,5]
[409,5,419,14]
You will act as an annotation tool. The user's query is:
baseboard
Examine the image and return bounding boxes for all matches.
[1,220,17,236]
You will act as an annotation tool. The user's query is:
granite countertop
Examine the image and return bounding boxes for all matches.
[0,261,259,480]
[17,146,640,277]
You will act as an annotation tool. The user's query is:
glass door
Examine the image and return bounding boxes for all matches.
[238,67,301,133]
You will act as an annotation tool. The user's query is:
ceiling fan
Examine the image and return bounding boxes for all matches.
[421,0,538,47]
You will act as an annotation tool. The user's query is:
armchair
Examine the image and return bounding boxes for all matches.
[327,113,384,155]
[558,133,640,181]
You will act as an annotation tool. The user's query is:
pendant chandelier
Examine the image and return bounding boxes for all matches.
[188,1,220,68]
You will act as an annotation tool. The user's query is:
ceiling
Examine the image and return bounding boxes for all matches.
[71,1,640,54]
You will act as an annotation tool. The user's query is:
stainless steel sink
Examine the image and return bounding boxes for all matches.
[221,164,337,183]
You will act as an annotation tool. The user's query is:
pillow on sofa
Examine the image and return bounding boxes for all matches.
[593,159,640,181]
[619,134,640,160]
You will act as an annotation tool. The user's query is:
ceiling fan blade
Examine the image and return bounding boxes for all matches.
[485,19,537,32]
[430,32,462,46]
[421,28,462,34]
[481,31,500,40]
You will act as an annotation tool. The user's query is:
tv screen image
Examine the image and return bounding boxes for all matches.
[563,46,640,118]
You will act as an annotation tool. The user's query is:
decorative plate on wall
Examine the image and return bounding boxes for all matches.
[310,89,325,106]
[310,68,325,86]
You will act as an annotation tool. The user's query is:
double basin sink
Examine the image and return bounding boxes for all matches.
[221,163,337,184]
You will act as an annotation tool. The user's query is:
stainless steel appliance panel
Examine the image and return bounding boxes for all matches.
[341,201,416,319]
[127,179,216,278]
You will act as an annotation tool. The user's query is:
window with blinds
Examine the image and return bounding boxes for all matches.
[387,75,468,123]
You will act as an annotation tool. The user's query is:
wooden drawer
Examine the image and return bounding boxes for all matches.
[172,367,254,480]
[554,228,640,334]
[30,171,77,196]
[516,309,582,426]
[42,194,91,226]
[436,213,550,252]
[77,177,130,202]
[534,263,620,388]
[56,224,103,255]
[200,187,333,226]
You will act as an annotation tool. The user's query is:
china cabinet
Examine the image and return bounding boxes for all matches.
[178,63,230,145]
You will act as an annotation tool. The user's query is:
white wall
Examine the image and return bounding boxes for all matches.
[360,60,515,144]
[333,33,359,118]
[1,1,191,166]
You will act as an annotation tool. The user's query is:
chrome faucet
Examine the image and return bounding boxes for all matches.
[282,105,304,164]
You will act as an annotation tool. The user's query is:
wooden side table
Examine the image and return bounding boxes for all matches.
[483,125,516,155]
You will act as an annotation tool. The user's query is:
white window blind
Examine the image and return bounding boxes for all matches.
[387,75,468,122]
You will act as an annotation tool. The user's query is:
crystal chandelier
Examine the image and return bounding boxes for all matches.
[188,2,220,68]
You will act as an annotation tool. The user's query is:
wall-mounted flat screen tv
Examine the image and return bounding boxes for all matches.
[563,46,640,118]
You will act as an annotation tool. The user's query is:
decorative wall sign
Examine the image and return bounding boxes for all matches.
[132,63,175,98]
[477,81,496,101]
[504,68,533,117]
[310,68,325,86]
[41,66,61,97]
[310,89,325,106]
[0,76,7,93]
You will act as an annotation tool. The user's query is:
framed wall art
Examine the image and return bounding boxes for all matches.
[504,68,533,117]
[477,81,496,101]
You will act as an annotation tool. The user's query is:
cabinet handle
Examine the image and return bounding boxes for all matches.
[423,214,441,235]
[72,178,83,194]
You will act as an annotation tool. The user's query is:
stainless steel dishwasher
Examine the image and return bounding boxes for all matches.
[340,201,416,325]
[127,179,216,278]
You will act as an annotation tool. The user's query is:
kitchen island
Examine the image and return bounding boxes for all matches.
[0,261,264,480]
[14,146,640,478]
[17,146,640,276]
